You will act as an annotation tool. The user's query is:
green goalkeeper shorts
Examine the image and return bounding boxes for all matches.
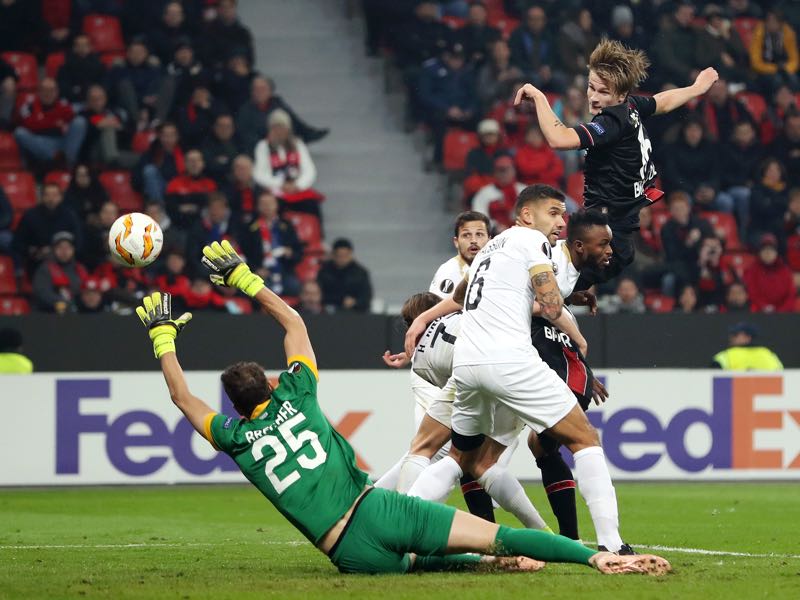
[329,487,457,574]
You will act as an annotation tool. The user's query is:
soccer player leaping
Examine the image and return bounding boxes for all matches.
[133,239,670,576]
[514,39,718,288]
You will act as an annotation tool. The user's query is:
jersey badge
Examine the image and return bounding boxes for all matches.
[439,279,455,294]
[223,417,233,429]
[552,261,558,275]
[290,362,302,374]
[587,121,605,135]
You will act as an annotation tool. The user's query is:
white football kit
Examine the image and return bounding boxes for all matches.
[552,240,581,299]
[452,226,577,439]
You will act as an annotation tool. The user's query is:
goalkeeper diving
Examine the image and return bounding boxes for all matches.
[134,239,671,576]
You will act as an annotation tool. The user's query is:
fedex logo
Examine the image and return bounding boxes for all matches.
[579,376,800,473]
[55,379,371,477]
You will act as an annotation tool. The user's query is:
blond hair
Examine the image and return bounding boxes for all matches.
[588,39,650,96]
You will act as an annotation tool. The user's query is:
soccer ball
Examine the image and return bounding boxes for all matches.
[108,212,164,267]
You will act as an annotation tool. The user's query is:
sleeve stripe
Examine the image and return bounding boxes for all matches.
[578,123,594,146]
[203,412,221,450]
[287,355,319,381]
[530,264,554,276]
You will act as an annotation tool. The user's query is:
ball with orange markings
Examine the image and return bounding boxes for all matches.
[108,212,164,268]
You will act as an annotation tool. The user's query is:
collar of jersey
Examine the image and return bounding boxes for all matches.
[250,399,272,420]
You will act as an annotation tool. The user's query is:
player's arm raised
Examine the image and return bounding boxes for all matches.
[136,292,217,436]
[201,240,316,370]
[514,84,581,150]
[653,67,718,115]
[404,278,467,356]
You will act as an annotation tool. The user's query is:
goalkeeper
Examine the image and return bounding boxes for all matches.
[135,240,671,576]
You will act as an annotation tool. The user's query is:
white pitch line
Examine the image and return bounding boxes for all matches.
[634,543,800,559]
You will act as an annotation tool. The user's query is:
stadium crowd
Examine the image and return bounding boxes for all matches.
[0,0,378,316]
[367,0,800,313]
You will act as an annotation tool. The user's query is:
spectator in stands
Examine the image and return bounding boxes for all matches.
[63,164,109,225]
[14,78,88,170]
[76,277,110,314]
[514,124,564,189]
[298,280,325,316]
[0,187,12,253]
[241,190,303,297]
[253,109,317,196]
[607,5,648,54]
[761,84,798,143]
[599,276,646,314]
[134,121,184,203]
[785,187,800,238]
[558,8,599,80]
[56,34,106,105]
[652,1,701,87]
[476,39,524,112]
[768,112,800,187]
[236,76,328,154]
[81,84,135,168]
[464,119,505,196]
[187,192,247,273]
[675,283,700,313]
[551,85,591,176]
[417,42,479,167]
[471,155,526,232]
[696,236,729,308]
[726,0,762,19]
[487,80,537,147]
[722,281,751,313]
[0,56,16,128]
[362,0,411,57]
[749,9,799,95]
[150,1,195,65]
[392,1,449,71]
[0,0,45,53]
[203,0,254,69]
[318,238,373,313]
[32,231,87,313]
[185,277,227,311]
[0,327,33,374]
[108,37,174,130]
[508,5,565,92]
[214,48,255,113]
[201,113,241,184]
[749,158,790,249]
[695,5,749,85]
[144,201,182,258]
[225,154,262,225]
[744,233,796,312]
[177,79,223,148]
[720,120,761,234]
[660,191,714,287]
[166,38,207,109]
[694,78,755,143]
[81,200,118,271]
[154,248,192,313]
[454,2,500,65]
[165,148,217,230]
[12,183,82,273]
[712,321,783,370]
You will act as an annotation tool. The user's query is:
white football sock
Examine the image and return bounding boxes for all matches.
[396,454,431,494]
[407,456,462,502]
[373,453,405,489]
[573,446,623,552]
[477,464,548,529]
[431,441,451,463]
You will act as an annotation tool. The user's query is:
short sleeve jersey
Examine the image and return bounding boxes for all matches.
[429,255,469,298]
[412,312,461,388]
[573,95,657,223]
[204,357,368,545]
[551,240,580,299]
[454,226,553,367]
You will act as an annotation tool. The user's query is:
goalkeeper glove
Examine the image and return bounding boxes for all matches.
[135,291,193,359]
[201,240,265,297]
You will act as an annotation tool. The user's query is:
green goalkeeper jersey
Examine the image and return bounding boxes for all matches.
[203,356,369,544]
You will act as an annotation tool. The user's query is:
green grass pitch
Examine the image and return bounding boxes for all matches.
[1,483,798,599]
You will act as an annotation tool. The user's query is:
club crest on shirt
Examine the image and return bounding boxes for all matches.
[552,261,559,275]
[629,109,640,129]
[440,279,455,294]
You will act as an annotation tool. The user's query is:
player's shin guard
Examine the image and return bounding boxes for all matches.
[460,475,495,522]
[536,453,579,540]
[493,525,595,565]
[477,464,548,530]
[407,456,462,502]
[573,446,623,552]
[396,454,431,494]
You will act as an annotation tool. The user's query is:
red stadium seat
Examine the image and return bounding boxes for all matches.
[645,293,675,313]
[99,51,125,69]
[733,17,758,50]
[82,14,125,54]
[443,129,479,173]
[566,171,584,205]
[735,91,767,123]
[484,0,506,20]
[1,52,38,92]
[701,211,742,250]
[0,171,37,213]
[45,51,66,78]
[0,255,16,295]
[284,211,323,253]
[441,15,465,29]
[226,296,253,314]
[99,170,143,212]
[544,91,562,107]
[720,251,756,281]
[652,212,670,238]
[0,132,22,171]
[131,130,156,154]
[295,254,321,282]
[488,15,519,39]
[0,296,30,315]
[44,170,71,192]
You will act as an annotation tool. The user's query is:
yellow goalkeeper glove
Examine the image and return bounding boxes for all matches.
[135,291,193,359]
[201,240,265,298]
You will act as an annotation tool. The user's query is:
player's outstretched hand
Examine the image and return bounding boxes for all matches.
[201,240,265,297]
[404,318,428,357]
[382,350,410,368]
[136,291,192,359]
[591,378,608,405]
[514,83,543,106]
[566,291,598,316]
[693,67,719,95]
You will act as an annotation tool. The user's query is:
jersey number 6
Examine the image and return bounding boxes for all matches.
[465,257,491,311]
[251,413,327,494]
